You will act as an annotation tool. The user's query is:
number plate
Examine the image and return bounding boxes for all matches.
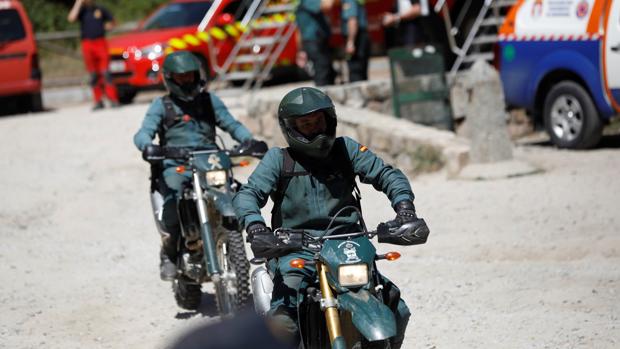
[108,60,126,73]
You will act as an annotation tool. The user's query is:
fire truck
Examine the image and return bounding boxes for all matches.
[107,0,396,103]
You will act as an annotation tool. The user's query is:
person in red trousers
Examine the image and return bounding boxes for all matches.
[68,0,119,110]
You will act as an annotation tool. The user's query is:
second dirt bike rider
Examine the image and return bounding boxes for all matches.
[232,87,430,347]
[134,50,258,281]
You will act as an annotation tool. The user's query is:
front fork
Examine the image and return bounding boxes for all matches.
[192,171,221,279]
[318,262,346,349]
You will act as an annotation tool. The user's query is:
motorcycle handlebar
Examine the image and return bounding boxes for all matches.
[273,220,402,247]
[142,140,268,163]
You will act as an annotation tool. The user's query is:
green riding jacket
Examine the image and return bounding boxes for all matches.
[133,92,252,152]
[294,0,331,41]
[233,136,414,235]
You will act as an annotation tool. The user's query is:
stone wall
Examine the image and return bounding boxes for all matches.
[239,91,470,178]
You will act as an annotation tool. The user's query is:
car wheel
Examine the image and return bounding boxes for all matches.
[28,92,43,112]
[543,80,603,149]
[117,88,137,105]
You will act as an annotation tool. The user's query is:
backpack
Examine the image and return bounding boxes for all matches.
[157,92,216,145]
[270,137,362,228]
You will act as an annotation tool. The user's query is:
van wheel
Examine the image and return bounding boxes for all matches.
[543,81,603,149]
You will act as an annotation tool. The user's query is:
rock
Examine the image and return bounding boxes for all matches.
[324,86,346,104]
[360,80,391,100]
[459,60,513,163]
[343,85,365,109]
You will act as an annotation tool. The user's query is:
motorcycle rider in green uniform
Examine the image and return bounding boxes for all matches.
[134,50,257,281]
[232,87,429,347]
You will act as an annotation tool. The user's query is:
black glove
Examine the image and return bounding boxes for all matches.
[394,200,417,225]
[246,222,285,259]
[378,201,430,245]
[142,144,164,162]
[234,139,268,158]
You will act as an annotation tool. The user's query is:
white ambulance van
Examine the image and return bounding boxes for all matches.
[498,0,619,148]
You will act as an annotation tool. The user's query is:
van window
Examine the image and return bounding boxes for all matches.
[142,2,212,30]
[0,9,26,42]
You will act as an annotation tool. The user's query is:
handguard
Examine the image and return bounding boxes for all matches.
[142,144,164,162]
[377,219,429,246]
[248,226,303,259]
[232,139,268,158]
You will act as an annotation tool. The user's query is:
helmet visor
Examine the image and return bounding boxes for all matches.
[283,111,328,142]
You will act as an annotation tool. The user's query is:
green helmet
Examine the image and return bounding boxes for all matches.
[278,87,337,159]
[162,51,202,101]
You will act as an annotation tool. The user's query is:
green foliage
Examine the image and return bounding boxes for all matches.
[94,0,169,24]
[21,0,169,33]
[21,0,74,32]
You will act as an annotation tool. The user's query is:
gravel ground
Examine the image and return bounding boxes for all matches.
[0,102,618,349]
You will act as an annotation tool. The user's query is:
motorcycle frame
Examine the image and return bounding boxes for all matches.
[190,170,222,279]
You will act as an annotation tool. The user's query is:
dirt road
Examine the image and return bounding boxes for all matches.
[0,102,618,348]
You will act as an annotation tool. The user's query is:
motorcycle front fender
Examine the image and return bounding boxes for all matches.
[205,188,236,217]
[337,289,397,341]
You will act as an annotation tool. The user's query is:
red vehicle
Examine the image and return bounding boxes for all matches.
[0,0,42,113]
[107,0,403,103]
[108,0,300,103]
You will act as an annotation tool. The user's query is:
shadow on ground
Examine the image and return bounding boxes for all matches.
[174,292,256,320]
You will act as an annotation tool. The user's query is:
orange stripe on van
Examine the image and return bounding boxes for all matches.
[499,0,526,35]
[586,0,605,34]
[600,0,620,112]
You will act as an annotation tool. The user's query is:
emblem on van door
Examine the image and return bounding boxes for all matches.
[338,241,361,263]
[576,0,589,19]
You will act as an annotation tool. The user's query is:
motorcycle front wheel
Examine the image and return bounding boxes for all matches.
[213,230,250,316]
[173,275,202,310]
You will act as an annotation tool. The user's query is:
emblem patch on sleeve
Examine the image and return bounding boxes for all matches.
[360,145,368,152]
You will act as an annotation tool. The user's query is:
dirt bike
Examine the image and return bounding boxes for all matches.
[250,207,428,349]
[143,140,267,315]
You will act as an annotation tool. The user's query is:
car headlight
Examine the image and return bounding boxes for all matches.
[141,43,165,60]
[338,264,368,287]
[205,170,227,186]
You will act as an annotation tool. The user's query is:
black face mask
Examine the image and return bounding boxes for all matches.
[305,131,324,141]
[180,81,198,95]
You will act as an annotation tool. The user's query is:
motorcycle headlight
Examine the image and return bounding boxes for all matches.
[205,170,227,186]
[338,264,368,287]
